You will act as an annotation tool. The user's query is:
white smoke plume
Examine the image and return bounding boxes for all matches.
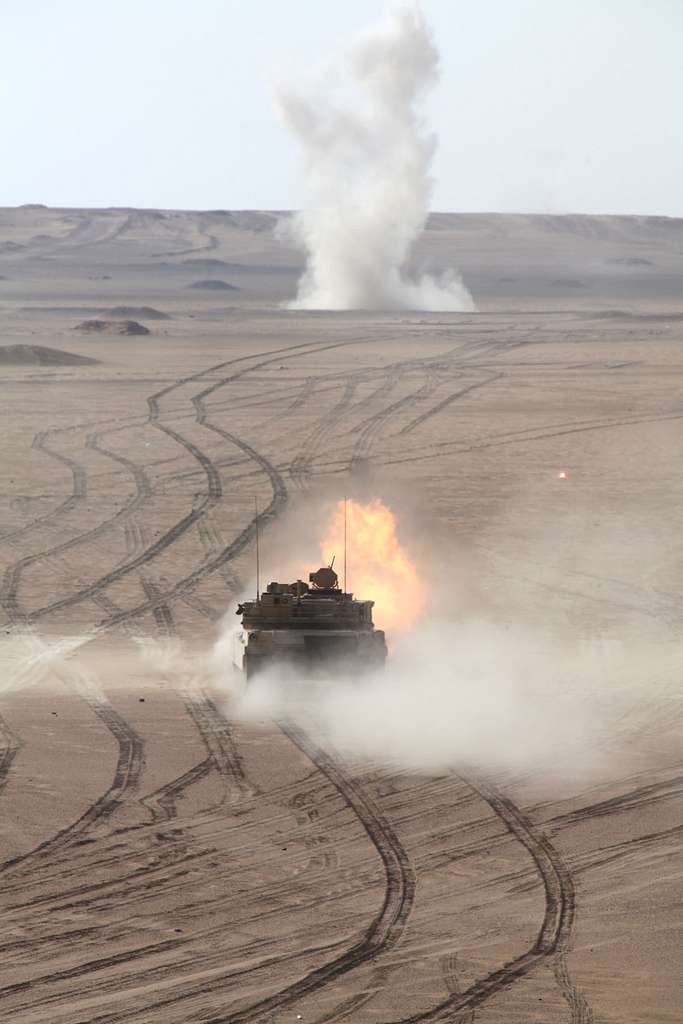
[276,6,475,312]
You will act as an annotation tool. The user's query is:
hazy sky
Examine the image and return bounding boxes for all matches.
[4,0,682,215]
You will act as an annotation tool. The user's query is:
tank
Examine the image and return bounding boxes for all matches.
[233,565,387,680]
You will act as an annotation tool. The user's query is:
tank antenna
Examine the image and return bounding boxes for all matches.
[344,495,348,596]
[255,496,260,604]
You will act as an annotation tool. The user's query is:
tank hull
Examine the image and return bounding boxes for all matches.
[233,627,387,680]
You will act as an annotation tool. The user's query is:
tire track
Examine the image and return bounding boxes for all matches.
[140,578,176,638]
[140,757,214,822]
[3,733,396,1022]
[19,338,376,624]
[62,940,349,1024]
[178,690,253,805]
[313,964,396,1024]
[571,821,683,876]
[0,427,154,623]
[0,751,405,1024]
[0,338,412,1015]
[381,410,683,469]
[46,733,410,1023]
[288,357,437,489]
[0,429,87,545]
[22,406,222,623]
[0,713,22,794]
[290,789,339,872]
[137,613,253,817]
[553,950,594,1024]
[440,953,475,1024]
[291,379,358,489]
[0,343,320,903]
[1,676,144,879]
[398,373,502,436]
[97,420,289,630]
[0,337,336,556]
[545,774,683,832]
[350,372,442,468]
[357,366,405,407]
[288,345,507,485]
[378,774,586,1024]
[196,516,242,595]
[192,721,415,1024]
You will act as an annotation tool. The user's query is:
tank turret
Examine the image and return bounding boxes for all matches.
[233,565,387,679]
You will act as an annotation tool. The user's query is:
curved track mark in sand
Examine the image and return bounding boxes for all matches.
[398,373,502,436]
[179,689,253,805]
[199,722,415,1024]
[21,339,374,624]
[0,690,144,878]
[140,756,214,822]
[0,428,154,622]
[99,421,288,629]
[0,430,87,547]
[350,373,441,467]
[0,338,329,557]
[440,953,475,1024]
[290,379,361,489]
[22,401,223,623]
[381,774,586,1023]
[382,410,683,470]
[0,714,22,794]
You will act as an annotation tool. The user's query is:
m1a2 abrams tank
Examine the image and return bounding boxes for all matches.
[233,564,387,680]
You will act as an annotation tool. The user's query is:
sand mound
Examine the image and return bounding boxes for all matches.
[188,279,238,291]
[101,306,170,320]
[74,319,150,335]
[0,344,98,366]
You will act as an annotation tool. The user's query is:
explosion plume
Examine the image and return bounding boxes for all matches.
[318,497,426,631]
[276,6,475,312]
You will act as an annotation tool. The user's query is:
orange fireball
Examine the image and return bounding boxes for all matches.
[318,498,426,632]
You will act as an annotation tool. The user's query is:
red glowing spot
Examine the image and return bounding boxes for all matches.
[557,470,567,480]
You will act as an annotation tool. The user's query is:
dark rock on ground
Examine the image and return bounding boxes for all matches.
[74,319,150,335]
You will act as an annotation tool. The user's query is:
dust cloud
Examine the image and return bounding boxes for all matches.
[231,624,680,781]
[213,495,683,782]
[275,6,475,312]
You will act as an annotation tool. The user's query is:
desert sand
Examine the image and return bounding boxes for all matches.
[0,206,681,1022]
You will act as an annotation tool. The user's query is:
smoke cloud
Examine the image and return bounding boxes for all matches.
[276,6,475,312]
[211,492,683,784]
[232,623,683,783]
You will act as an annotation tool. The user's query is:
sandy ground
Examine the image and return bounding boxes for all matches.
[0,207,682,1022]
